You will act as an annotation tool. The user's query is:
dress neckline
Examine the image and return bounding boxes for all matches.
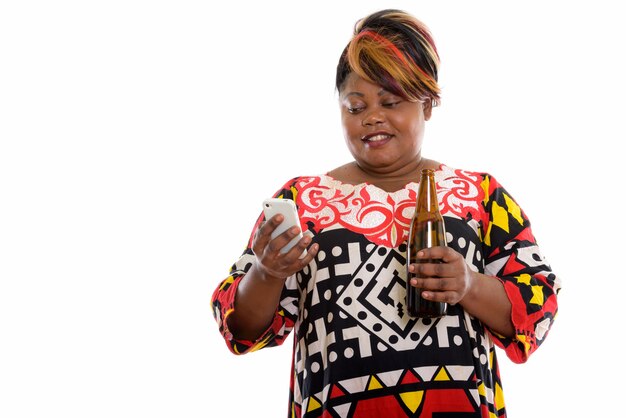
[321,163,446,195]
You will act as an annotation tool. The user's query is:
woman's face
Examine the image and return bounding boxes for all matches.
[339,72,431,174]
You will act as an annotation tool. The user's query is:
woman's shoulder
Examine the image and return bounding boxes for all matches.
[272,174,330,196]
[438,164,523,208]
[438,163,495,183]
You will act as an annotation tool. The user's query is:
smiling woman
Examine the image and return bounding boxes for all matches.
[4,1,625,417]
[334,74,433,191]
[211,8,560,418]
[331,10,441,192]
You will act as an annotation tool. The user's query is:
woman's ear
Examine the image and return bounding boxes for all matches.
[423,100,433,121]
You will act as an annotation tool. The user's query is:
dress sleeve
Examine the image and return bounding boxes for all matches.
[210,179,303,355]
[479,174,561,363]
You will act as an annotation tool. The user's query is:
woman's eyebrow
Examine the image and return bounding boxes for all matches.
[342,89,389,99]
[343,92,364,98]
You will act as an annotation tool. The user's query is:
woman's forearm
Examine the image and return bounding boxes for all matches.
[460,272,515,338]
[226,262,287,341]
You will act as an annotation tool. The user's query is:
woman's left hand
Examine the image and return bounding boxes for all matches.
[407,246,475,305]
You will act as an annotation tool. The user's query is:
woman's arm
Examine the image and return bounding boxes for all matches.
[408,172,560,361]
[226,214,318,341]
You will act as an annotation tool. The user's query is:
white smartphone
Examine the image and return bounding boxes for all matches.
[262,198,306,255]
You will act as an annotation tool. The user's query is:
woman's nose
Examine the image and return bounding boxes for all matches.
[362,108,385,126]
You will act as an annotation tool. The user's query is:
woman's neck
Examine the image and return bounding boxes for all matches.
[327,158,440,193]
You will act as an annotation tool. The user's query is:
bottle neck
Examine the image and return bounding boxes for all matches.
[417,169,439,212]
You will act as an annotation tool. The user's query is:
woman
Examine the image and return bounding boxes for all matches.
[212,9,560,417]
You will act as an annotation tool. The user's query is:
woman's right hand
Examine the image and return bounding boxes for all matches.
[251,214,318,280]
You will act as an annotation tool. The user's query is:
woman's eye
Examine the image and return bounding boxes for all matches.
[382,101,400,108]
[347,106,364,114]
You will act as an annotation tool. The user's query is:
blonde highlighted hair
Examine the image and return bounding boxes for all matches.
[336,9,441,106]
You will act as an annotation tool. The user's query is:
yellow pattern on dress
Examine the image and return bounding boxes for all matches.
[400,391,424,413]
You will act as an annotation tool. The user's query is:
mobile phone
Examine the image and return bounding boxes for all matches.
[262,198,306,255]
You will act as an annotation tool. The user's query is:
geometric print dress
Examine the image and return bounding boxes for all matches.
[211,164,561,418]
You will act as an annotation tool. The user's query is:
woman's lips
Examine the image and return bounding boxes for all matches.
[362,132,393,147]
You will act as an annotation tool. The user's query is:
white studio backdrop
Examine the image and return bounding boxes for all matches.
[1,1,623,417]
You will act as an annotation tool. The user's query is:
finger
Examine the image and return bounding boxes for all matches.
[416,246,451,261]
[265,225,302,256]
[420,289,458,305]
[283,235,319,267]
[257,214,286,247]
[296,242,319,266]
[410,274,458,303]
[410,276,449,292]
[264,214,284,234]
[291,233,314,260]
[275,231,309,262]
[412,259,450,278]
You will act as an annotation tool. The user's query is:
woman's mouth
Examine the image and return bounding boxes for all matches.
[362,133,393,146]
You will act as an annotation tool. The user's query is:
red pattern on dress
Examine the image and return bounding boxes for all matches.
[296,165,484,247]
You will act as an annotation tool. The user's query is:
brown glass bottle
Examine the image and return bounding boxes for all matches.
[406,168,448,318]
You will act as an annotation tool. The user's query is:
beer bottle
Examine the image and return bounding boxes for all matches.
[406,168,448,318]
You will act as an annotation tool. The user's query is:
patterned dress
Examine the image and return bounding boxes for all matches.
[211,164,560,418]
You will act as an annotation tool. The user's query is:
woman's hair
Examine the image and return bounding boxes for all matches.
[335,9,441,106]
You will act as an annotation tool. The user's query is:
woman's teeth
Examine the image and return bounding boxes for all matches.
[367,134,390,142]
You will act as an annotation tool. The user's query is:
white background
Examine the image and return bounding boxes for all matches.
[1,1,624,417]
